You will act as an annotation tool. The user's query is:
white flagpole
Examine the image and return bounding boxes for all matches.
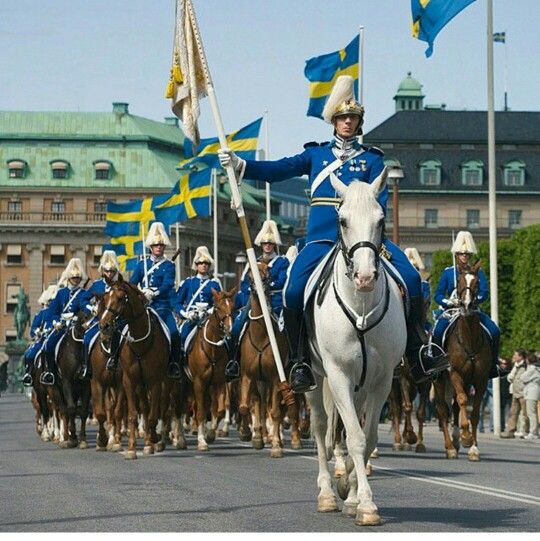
[264,110,271,221]
[487,0,501,436]
[141,223,149,288]
[358,26,365,145]
[185,0,293,400]
[175,222,181,285]
[212,168,219,278]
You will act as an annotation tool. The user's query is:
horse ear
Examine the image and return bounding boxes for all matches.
[329,172,347,197]
[117,273,124,283]
[472,259,482,273]
[227,285,238,298]
[370,167,388,199]
[211,288,219,300]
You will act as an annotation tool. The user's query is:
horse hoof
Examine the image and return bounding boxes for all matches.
[154,442,165,453]
[270,447,283,458]
[124,450,137,460]
[79,441,88,450]
[41,435,51,443]
[334,466,346,478]
[468,450,480,462]
[96,445,107,452]
[174,440,187,450]
[370,448,379,459]
[405,432,418,445]
[317,494,339,513]
[336,475,350,501]
[252,437,264,450]
[198,442,209,452]
[366,463,373,477]
[291,440,302,450]
[263,436,271,444]
[111,443,123,453]
[239,431,252,442]
[415,443,426,453]
[402,443,412,451]
[206,429,216,444]
[462,436,474,448]
[342,502,357,518]
[143,445,154,456]
[392,443,403,452]
[447,449,458,459]
[355,511,381,526]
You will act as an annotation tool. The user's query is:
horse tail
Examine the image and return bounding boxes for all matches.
[323,378,338,461]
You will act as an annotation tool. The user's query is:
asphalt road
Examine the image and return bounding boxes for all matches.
[1,393,538,532]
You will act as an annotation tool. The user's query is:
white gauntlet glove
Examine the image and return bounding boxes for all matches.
[61,312,74,321]
[187,310,198,322]
[53,320,63,331]
[218,148,245,175]
[142,287,155,301]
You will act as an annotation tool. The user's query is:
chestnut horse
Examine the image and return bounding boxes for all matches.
[432,261,492,461]
[99,276,170,459]
[237,262,302,458]
[186,288,236,451]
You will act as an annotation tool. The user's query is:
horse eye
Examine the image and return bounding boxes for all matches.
[339,217,347,228]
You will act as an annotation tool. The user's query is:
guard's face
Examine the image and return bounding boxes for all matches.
[333,114,361,138]
[261,242,275,254]
[103,268,117,281]
[196,261,210,273]
[150,244,165,257]
[456,253,471,265]
[69,276,82,287]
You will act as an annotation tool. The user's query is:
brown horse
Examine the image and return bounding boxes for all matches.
[49,310,92,449]
[432,261,492,460]
[186,288,236,451]
[237,262,302,458]
[99,276,170,459]
[31,355,53,442]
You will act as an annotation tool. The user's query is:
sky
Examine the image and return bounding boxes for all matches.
[1,1,539,159]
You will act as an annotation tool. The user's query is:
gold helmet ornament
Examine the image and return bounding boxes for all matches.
[254,220,282,247]
[192,246,214,271]
[404,247,425,271]
[145,222,171,247]
[64,258,86,280]
[38,284,58,306]
[451,231,478,254]
[322,75,364,131]
[98,250,120,272]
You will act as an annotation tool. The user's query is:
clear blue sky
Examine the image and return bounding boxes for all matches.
[1,1,538,158]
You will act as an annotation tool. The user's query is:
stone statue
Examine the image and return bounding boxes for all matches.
[13,287,30,341]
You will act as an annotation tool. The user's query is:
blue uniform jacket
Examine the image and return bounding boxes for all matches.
[130,256,175,312]
[47,286,87,321]
[421,281,431,303]
[173,275,222,318]
[30,309,49,339]
[434,266,489,308]
[243,141,386,244]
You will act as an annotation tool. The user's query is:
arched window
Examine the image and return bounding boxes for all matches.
[419,159,441,186]
[461,159,483,186]
[6,159,27,179]
[503,160,525,187]
[50,160,70,179]
[93,160,114,180]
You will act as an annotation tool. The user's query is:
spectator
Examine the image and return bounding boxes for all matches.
[501,349,529,438]
[521,353,540,440]
[498,358,512,431]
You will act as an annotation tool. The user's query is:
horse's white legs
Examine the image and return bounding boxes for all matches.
[308,376,338,513]
[197,421,208,451]
[334,440,347,478]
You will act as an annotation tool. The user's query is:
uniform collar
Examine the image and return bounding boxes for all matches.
[67,283,80,292]
[196,273,209,280]
[150,255,165,263]
[261,252,277,263]
[331,135,361,153]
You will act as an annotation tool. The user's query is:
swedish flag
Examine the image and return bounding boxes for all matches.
[104,168,212,271]
[178,118,262,170]
[304,35,359,119]
[412,0,476,57]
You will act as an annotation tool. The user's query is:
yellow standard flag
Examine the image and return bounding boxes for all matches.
[165,0,208,149]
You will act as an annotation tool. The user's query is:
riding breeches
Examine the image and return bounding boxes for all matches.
[43,329,66,360]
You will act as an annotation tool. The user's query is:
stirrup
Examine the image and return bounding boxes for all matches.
[22,373,33,387]
[224,360,240,382]
[289,362,317,394]
[167,362,182,380]
[106,357,118,372]
[76,365,88,380]
[40,372,55,386]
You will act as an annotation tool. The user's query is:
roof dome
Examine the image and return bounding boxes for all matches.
[395,72,424,98]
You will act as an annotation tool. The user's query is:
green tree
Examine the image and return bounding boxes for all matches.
[429,249,453,313]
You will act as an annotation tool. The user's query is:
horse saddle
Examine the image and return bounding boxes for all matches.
[441,312,493,350]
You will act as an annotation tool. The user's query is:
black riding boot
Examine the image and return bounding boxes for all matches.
[407,296,449,384]
[283,307,316,393]
[167,335,182,380]
[22,355,33,386]
[76,343,90,380]
[488,334,501,379]
[41,350,56,386]
[224,339,240,382]
[106,330,121,372]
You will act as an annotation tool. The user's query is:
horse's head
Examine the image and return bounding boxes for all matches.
[211,287,237,338]
[74,309,93,337]
[456,260,481,314]
[331,168,387,292]
[246,261,271,297]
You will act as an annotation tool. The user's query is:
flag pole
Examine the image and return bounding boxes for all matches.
[212,168,219,279]
[141,222,149,288]
[264,109,271,221]
[175,222,181,285]
[358,26,365,145]
[185,0,294,403]
[487,0,501,436]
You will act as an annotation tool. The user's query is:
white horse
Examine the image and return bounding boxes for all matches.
[307,169,407,526]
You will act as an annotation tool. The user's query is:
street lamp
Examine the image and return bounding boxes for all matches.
[387,165,404,245]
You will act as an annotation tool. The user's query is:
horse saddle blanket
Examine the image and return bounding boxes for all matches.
[303,244,410,316]
[441,312,493,350]
[183,324,200,356]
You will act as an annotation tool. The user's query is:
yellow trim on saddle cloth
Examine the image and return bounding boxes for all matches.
[311,197,341,207]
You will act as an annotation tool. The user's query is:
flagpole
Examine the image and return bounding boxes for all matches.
[264,109,271,221]
[212,168,219,278]
[487,0,501,437]
[185,0,294,404]
[141,223,149,288]
[358,26,365,145]
[503,31,508,111]
[175,222,181,285]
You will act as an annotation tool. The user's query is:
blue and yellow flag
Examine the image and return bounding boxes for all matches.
[304,35,359,119]
[412,0,476,57]
[493,32,506,43]
[178,118,262,170]
[104,168,212,271]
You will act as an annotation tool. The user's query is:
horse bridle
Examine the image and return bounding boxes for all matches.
[456,271,479,312]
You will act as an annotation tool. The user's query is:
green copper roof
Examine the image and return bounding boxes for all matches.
[394,72,424,98]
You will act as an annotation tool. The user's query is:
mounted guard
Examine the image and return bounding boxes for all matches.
[432,231,500,378]
[219,75,448,390]
[225,220,289,382]
[404,247,431,330]
[129,222,182,379]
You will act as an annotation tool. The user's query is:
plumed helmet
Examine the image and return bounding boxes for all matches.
[192,246,214,271]
[285,244,298,263]
[98,250,120,272]
[64,258,86,280]
[145,222,171,247]
[38,284,58,305]
[322,75,364,127]
[404,247,425,271]
[451,231,478,254]
[254,220,282,246]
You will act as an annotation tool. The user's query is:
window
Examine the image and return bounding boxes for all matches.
[6,245,22,264]
[419,159,441,186]
[6,284,20,313]
[93,161,113,180]
[503,160,525,186]
[50,160,70,179]
[461,160,483,186]
[50,245,65,265]
[51,201,65,220]
[93,246,102,266]
[466,209,480,229]
[424,209,438,228]
[94,201,107,219]
[7,201,22,219]
[5,330,17,342]
[508,210,522,229]
[7,160,27,179]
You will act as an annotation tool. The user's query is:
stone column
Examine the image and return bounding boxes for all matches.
[26,243,45,310]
